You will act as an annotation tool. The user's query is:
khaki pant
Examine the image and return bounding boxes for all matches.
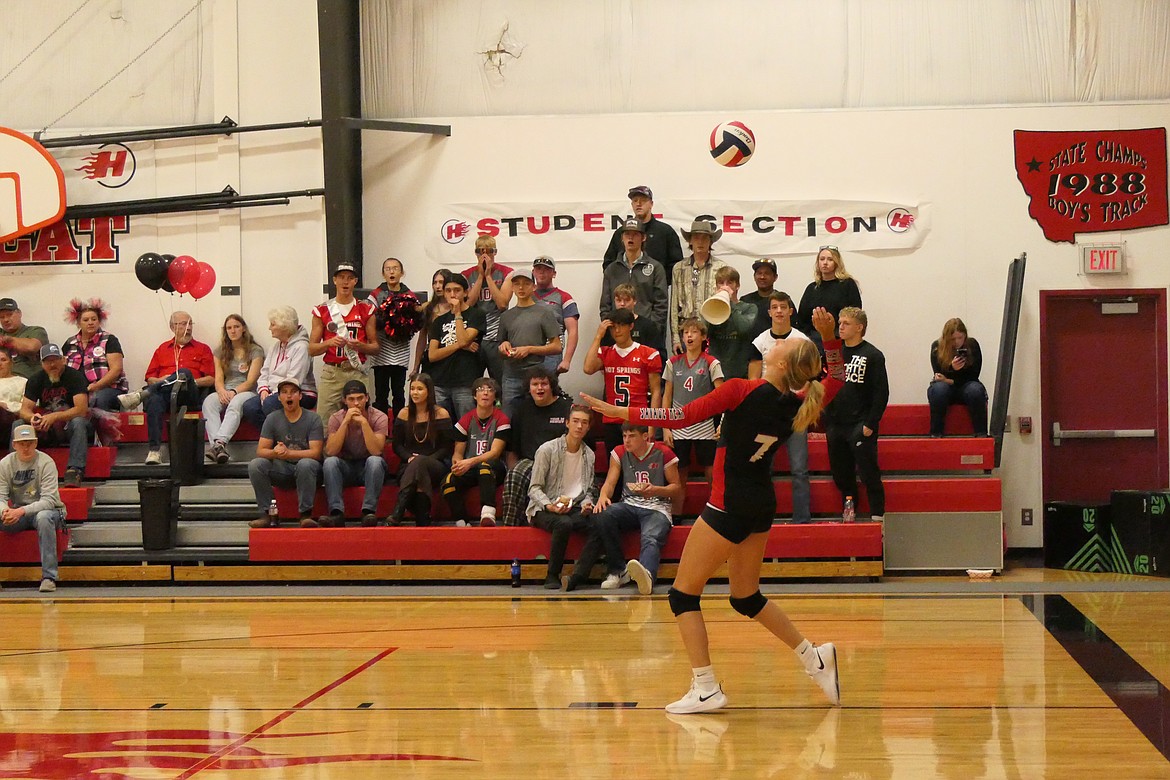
[316,363,373,418]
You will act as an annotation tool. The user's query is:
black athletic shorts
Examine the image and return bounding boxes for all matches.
[672,438,717,470]
[700,504,773,544]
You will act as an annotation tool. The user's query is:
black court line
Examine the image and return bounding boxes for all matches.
[1023,594,1170,762]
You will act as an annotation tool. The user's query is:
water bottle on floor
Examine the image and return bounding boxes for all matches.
[843,496,855,524]
[511,559,522,588]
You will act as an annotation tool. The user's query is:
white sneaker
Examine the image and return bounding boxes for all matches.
[118,390,144,410]
[39,578,56,593]
[665,682,727,714]
[144,449,162,465]
[600,570,631,589]
[626,559,653,595]
[455,519,468,527]
[807,643,840,706]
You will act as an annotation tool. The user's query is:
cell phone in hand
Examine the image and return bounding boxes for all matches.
[956,347,969,359]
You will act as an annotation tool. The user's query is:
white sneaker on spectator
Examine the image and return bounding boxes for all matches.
[144,449,162,465]
[39,579,56,593]
[600,570,631,589]
[665,683,727,714]
[455,519,468,527]
[807,643,840,706]
[626,559,653,595]
[118,390,144,410]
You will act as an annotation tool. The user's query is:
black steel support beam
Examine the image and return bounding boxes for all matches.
[318,0,364,285]
[341,117,451,136]
[37,118,323,149]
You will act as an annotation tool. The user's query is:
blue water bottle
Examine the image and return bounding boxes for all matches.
[510,558,522,588]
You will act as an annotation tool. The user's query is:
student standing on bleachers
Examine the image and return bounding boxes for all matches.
[528,404,598,589]
[388,374,453,527]
[579,308,845,715]
[602,185,684,278]
[740,258,779,337]
[705,267,759,380]
[499,367,572,527]
[20,344,90,487]
[243,306,318,432]
[564,422,683,596]
[320,379,388,528]
[462,235,513,384]
[662,318,723,498]
[824,307,889,521]
[442,377,509,527]
[530,256,580,376]
[118,311,215,466]
[584,308,663,454]
[0,349,26,449]
[428,271,485,420]
[670,220,726,355]
[366,257,424,414]
[0,298,47,379]
[600,218,669,347]
[247,377,324,529]
[928,317,989,437]
[309,262,378,416]
[497,264,562,416]
[749,292,813,524]
[0,424,67,593]
[601,284,663,356]
[61,297,127,413]
[413,270,451,379]
[797,246,862,343]
[203,314,264,465]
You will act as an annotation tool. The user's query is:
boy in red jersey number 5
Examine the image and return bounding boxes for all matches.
[581,307,845,714]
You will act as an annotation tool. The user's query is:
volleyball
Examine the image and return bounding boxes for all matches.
[709,121,755,167]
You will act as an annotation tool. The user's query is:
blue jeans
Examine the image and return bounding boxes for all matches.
[928,379,989,436]
[0,508,64,581]
[143,369,204,449]
[203,391,257,445]
[596,503,673,580]
[787,429,811,523]
[323,456,386,514]
[242,392,317,433]
[501,368,529,420]
[90,387,122,412]
[248,457,321,514]
[542,353,564,375]
[39,417,92,472]
[435,385,474,420]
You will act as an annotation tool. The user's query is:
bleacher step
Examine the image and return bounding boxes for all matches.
[70,521,250,548]
[94,479,256,504]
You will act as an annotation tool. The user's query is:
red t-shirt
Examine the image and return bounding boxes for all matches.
[597,342,662,424]
[312,299,376,365]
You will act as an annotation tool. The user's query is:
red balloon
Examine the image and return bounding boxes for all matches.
[168,255,199,294]
[189,262,217,300]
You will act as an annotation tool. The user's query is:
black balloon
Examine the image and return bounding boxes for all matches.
[160,254,176,293]
[135,252,167,291]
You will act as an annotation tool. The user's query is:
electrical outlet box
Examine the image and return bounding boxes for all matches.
[1021,508,1033,526]
[1019,417,1033,435]
[1003,416,1012,433]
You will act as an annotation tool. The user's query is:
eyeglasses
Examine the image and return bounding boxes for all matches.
[475,248,497,255]
[819,245,839,252]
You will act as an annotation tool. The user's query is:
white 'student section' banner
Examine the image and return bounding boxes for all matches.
[427,199,931,262]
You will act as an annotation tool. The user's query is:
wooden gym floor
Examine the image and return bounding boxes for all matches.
[2,568,1170,778]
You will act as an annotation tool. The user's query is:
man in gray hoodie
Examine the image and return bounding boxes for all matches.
[0,424,66,592]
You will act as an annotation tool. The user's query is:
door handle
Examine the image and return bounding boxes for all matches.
[1052,421,1156,446]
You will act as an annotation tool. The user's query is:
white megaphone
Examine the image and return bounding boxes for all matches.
[699,289,732,325]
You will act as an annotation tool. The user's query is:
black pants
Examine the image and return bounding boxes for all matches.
[531,509,590,580]
[372,364,408,414]
[441,461,505,521]
[825,421,885,517]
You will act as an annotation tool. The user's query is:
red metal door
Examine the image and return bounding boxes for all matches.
[1040,289,1168,503]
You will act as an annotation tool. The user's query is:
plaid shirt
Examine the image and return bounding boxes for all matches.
[62,330,128,392]
[670,255,727,352]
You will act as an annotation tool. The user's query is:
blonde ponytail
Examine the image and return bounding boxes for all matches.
[793,380,825,432]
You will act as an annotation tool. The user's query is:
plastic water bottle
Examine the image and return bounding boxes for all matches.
[268,499,279,525]
[510,559,522,588]
[843,496,856,524]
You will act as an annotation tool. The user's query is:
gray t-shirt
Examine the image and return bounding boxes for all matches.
[259,409,324,456]
[498,304,560,371]
[217,343,265,391]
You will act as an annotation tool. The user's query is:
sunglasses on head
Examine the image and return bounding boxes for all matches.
[819,245,839,252]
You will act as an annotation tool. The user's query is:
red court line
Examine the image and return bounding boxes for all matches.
[174,646,399,778]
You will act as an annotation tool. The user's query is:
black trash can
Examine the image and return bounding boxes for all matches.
[169,413,204,486]
[139,478,180,550]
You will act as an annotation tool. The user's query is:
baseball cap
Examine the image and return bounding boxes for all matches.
[620,217,647,234]
[752,258,778,272]
[11,424,36,442]
[39,343,63,360]
[511,266,535,281]
[341,379,368,397]
[532,255,556,269]
[627,185,653,200]
[333,262,358,276]
[442,270,469,290]
[276,377,302,391]
[0,298,18,311]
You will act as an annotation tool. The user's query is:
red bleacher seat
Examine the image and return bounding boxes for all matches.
[0,447,115,479]
[248,522,884,563]
[0,529,69,563]
[61,487,95,521]
[117,412,264,444]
